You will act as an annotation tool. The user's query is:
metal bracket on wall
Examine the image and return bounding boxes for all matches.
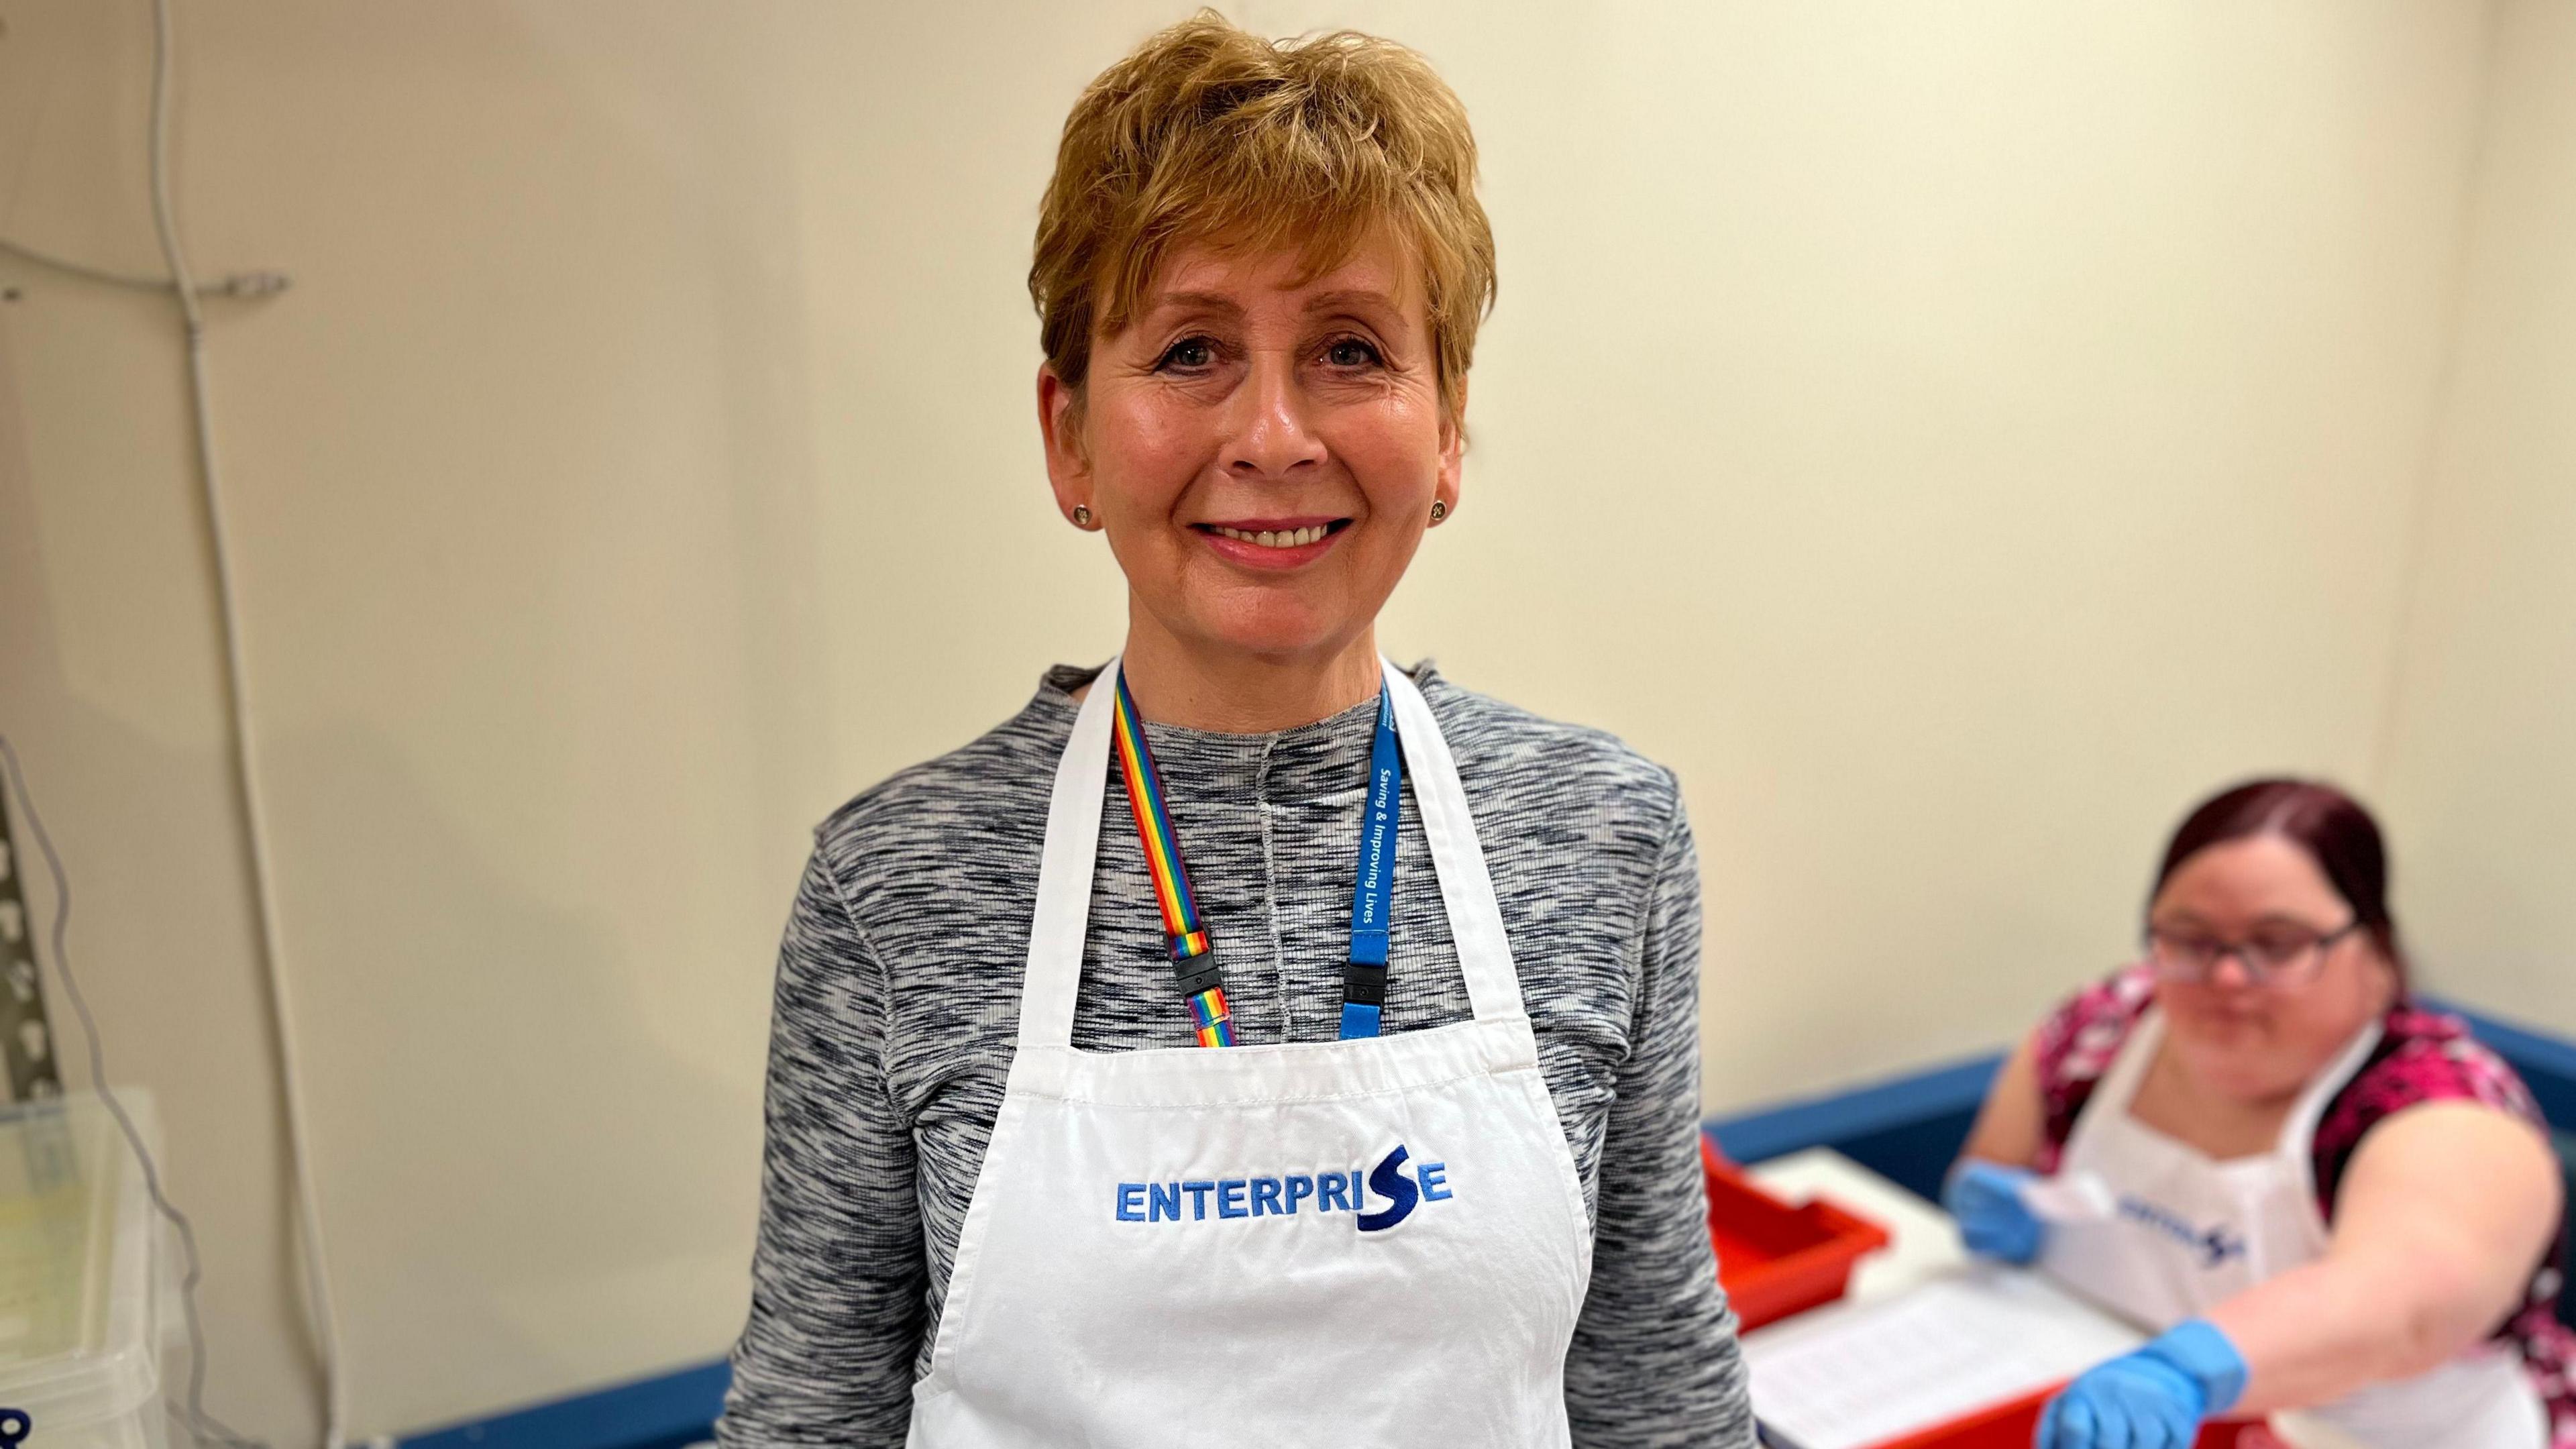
[0,786,62,1103]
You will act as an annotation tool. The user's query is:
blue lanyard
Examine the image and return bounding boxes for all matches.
[1338,686,1403,1040]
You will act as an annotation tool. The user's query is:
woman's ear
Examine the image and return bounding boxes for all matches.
[1038,362,1091,522]
[1432,377,1467,522]
[2363,938,2404,1014]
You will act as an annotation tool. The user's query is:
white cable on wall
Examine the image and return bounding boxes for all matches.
[141,1,351,1445]
[0,235,287,298]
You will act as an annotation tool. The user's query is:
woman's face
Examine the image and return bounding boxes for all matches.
[2148,834,2397,1107]
[1039,233,1461,668]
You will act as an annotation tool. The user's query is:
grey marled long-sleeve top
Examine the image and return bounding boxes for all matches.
[718,661,1752,1448]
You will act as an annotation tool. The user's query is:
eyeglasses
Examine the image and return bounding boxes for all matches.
[2143,919,2363,987]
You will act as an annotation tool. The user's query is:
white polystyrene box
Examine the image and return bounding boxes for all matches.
[0,1089,167,1449]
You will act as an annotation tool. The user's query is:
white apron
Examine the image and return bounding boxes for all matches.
[905,657,1595,1448]
[2040,1007,2547,1449]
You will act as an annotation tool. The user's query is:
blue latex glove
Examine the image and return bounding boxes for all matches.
[2036,1320,2250,1449]
[1943,1161,2046,1263]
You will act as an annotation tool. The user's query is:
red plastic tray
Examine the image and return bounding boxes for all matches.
[1871,1387,2263,1448]
[1705,1138,1891,1332]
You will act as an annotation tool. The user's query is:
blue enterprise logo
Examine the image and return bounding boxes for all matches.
[1116,1143,1452,1234]
[2116,1193,2248,1269]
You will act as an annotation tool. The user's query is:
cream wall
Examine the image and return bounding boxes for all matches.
[2377,0,2576,1030]
[0,1,2512,1441]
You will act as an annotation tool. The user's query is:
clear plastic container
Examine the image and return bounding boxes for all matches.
[0,1089,167,1449]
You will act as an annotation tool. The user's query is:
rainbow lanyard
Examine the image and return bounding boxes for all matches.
[1110,670,1406,1047]
[1112,672,1235,1046]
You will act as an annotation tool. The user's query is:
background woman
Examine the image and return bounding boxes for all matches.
[715,14,1750,1446]
[1951,779,2571,1449]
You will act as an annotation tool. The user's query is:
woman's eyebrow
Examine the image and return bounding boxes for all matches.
[1144,290,1243,317]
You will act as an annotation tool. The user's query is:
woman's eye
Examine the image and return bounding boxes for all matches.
[2159,933,2222,962]
[1323,337,1382,368]
[1157,337,1216,370]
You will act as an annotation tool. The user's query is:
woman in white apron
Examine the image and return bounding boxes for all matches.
[1948,779,2571,1449]
[717,14,1752,1447]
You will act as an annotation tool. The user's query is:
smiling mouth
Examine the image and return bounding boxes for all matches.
[1194,519,1352,550]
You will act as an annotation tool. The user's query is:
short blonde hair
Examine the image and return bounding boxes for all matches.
[1031,11,1495,422]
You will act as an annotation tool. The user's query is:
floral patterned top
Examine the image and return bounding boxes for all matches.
[2031,965,2575,1446]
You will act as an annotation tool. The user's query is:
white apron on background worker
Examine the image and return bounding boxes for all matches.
[904,657,1595,1447]
[2041,1008,2550,1449]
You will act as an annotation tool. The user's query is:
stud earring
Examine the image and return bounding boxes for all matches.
[1072,504,1093,528]
[1429,500,1448,523]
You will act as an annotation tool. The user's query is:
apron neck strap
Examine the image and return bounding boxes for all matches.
[2279,1016,2386,1152]
[1378,657,1524,1021]
[1018,657,1123,1055]
[2090,1004,2167,1118]
[1016,654,1523,1053]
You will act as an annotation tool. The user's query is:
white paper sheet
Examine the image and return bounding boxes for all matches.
[2019,1171,2117,1225]
[1743,1267,2147,1449]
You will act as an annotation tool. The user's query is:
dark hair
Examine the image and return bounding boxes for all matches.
[2151,777,2406,985]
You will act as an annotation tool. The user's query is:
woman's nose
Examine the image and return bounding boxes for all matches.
[1221,352,1328,478]
[2206,952,2257,990]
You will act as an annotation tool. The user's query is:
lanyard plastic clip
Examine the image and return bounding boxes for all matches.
[1339,959,1388,1040]
[1170,944,1224,1000]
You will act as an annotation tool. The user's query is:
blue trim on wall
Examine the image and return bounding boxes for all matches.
[398,1360,727,1449]
[1705,1051,2004,1203]
[395,1004,2576,1449]
[1707,1053,2000,1167]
